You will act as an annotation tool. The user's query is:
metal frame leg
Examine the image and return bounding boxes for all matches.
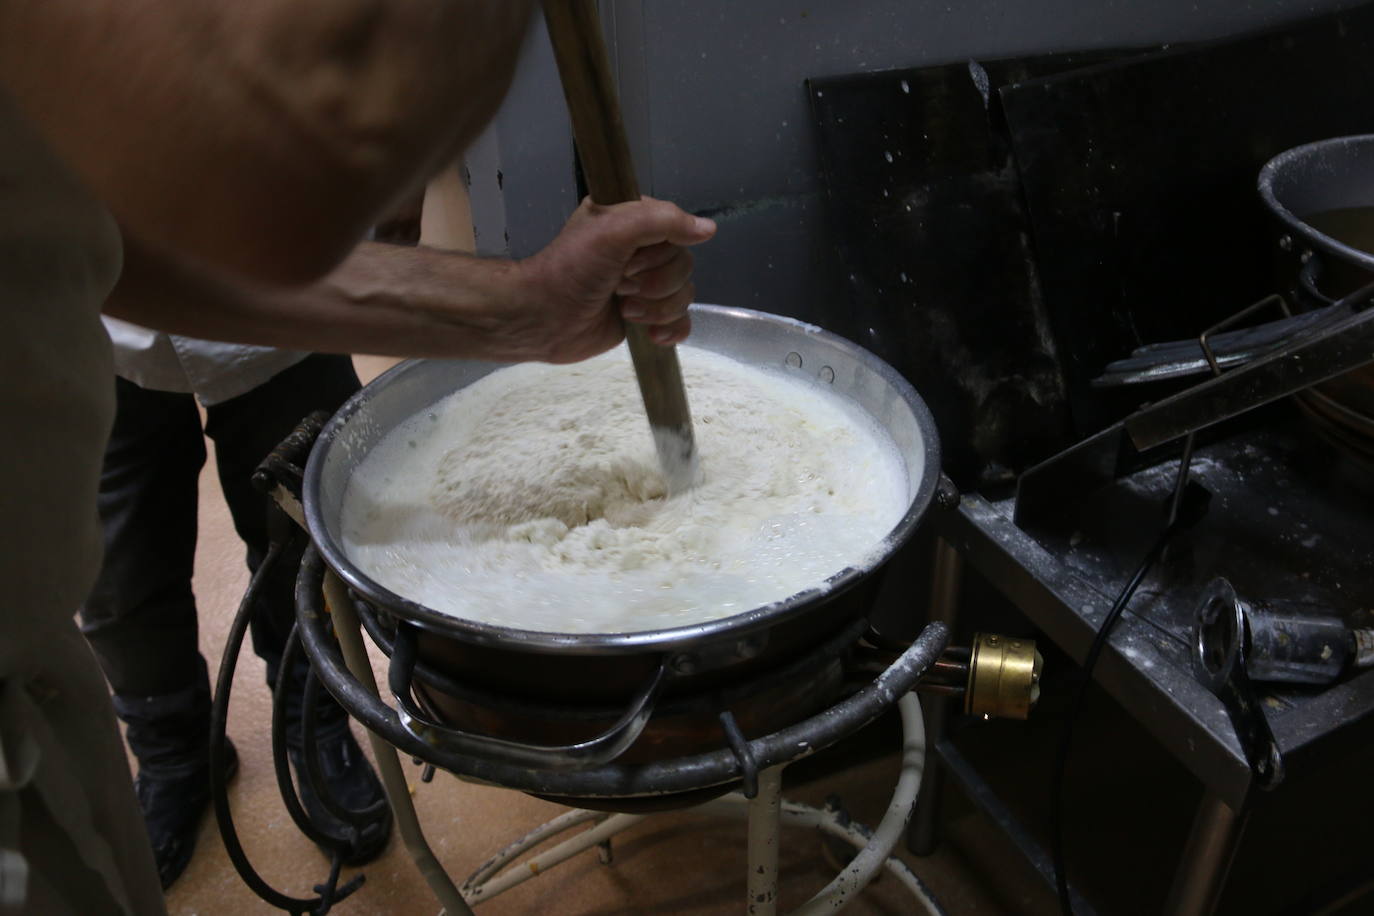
[909,538,964,855]
[747,767,784,915]
[1161,792,1248,916]
[324,572,476,916]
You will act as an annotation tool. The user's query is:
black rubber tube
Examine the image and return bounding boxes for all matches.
[211,540,362,914]
[301,667,390,828]
[272,626,355,849]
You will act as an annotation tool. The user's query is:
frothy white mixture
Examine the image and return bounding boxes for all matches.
[340,346,910,634]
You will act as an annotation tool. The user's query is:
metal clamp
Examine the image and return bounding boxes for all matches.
[1193,578,1284,792]
[1197,294,1292,377]
[717,709,760,799]
[388,622,667,770]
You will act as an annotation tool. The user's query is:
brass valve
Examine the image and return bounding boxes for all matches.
[964,632,1042,720]
[894,632,1043,720]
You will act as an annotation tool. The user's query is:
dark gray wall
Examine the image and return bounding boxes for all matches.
[478,1,1351,316]
[466,17,576,258]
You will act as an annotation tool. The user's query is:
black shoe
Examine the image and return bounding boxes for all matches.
[135,739,239,889]
[288,728,392,865]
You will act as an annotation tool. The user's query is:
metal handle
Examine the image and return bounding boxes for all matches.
[542,0,698,491]
[387,622,667,770]
[251,409,331,497]
[934,473,961,511]
[1297,252,1335,305]
[1193,578,1284,791]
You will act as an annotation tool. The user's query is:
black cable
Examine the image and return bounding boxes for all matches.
[302,666,389,827]
[1049,483,1210,915]
[272,626,361,848]
[209,535,364,914]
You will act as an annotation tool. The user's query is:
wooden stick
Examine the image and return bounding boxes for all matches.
[543,0,699,491]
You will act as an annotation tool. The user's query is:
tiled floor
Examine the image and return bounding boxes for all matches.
[147,355,1054,915]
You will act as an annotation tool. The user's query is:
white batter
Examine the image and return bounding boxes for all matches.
[340,346,910,634]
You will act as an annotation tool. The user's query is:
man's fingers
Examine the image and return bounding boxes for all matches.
[647,314,692,346]
[617,247,693,298]
[592,198,716,254]
[620,281,696,328]
[621,241,679,280]
[618,247,692,300]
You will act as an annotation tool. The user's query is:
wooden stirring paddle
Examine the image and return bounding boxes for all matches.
[543,0,699,493]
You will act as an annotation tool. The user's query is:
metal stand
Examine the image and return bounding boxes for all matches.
[913,505,1264,914]
[908,538,963,855]
[747,766,783,914]
[320,569,944,915]
[454,692,942,915]
[325,572,475,916]
[1161,793,1249,916]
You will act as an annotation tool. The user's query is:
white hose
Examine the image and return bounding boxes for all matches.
[462,813,647,903]
[791,692,938,915]
[693,691,942,915]
[463,808,608,890]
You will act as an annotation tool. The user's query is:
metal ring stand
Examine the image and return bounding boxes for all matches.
[295,547,950,915]
[455,697,938,916]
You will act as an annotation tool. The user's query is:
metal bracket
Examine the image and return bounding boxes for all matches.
[252,410,331,529]
[1016,280,1374,532]
[718,709,761,799]
[1193,579,1285,792]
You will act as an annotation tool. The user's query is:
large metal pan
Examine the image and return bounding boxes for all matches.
[1260,134,1374,461]
[1259,133,1374,274]
[302,304,941,769]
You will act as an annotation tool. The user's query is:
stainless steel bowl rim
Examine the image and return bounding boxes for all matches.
[302,303,942,654]
[1258,133,1374,272]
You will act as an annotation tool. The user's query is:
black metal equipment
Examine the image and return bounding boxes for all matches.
[907,142,1374,913]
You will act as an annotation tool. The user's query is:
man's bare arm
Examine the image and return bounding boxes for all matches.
[0,1,532,283]
[106,198,718,363]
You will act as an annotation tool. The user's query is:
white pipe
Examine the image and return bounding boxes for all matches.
[747,766,785,915]
[792,692,929,915]
[695,792,941,913]
[789,803,941,914]
[693,692,940,915]
[463,809,608,890]
[463,813,647,903]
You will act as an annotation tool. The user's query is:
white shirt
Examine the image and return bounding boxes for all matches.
[102,317,310,406]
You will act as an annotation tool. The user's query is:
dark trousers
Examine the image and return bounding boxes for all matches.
[78,354,361,774]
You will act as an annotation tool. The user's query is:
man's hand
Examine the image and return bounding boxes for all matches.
[509,197,717,363]
[105,197,716,366]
